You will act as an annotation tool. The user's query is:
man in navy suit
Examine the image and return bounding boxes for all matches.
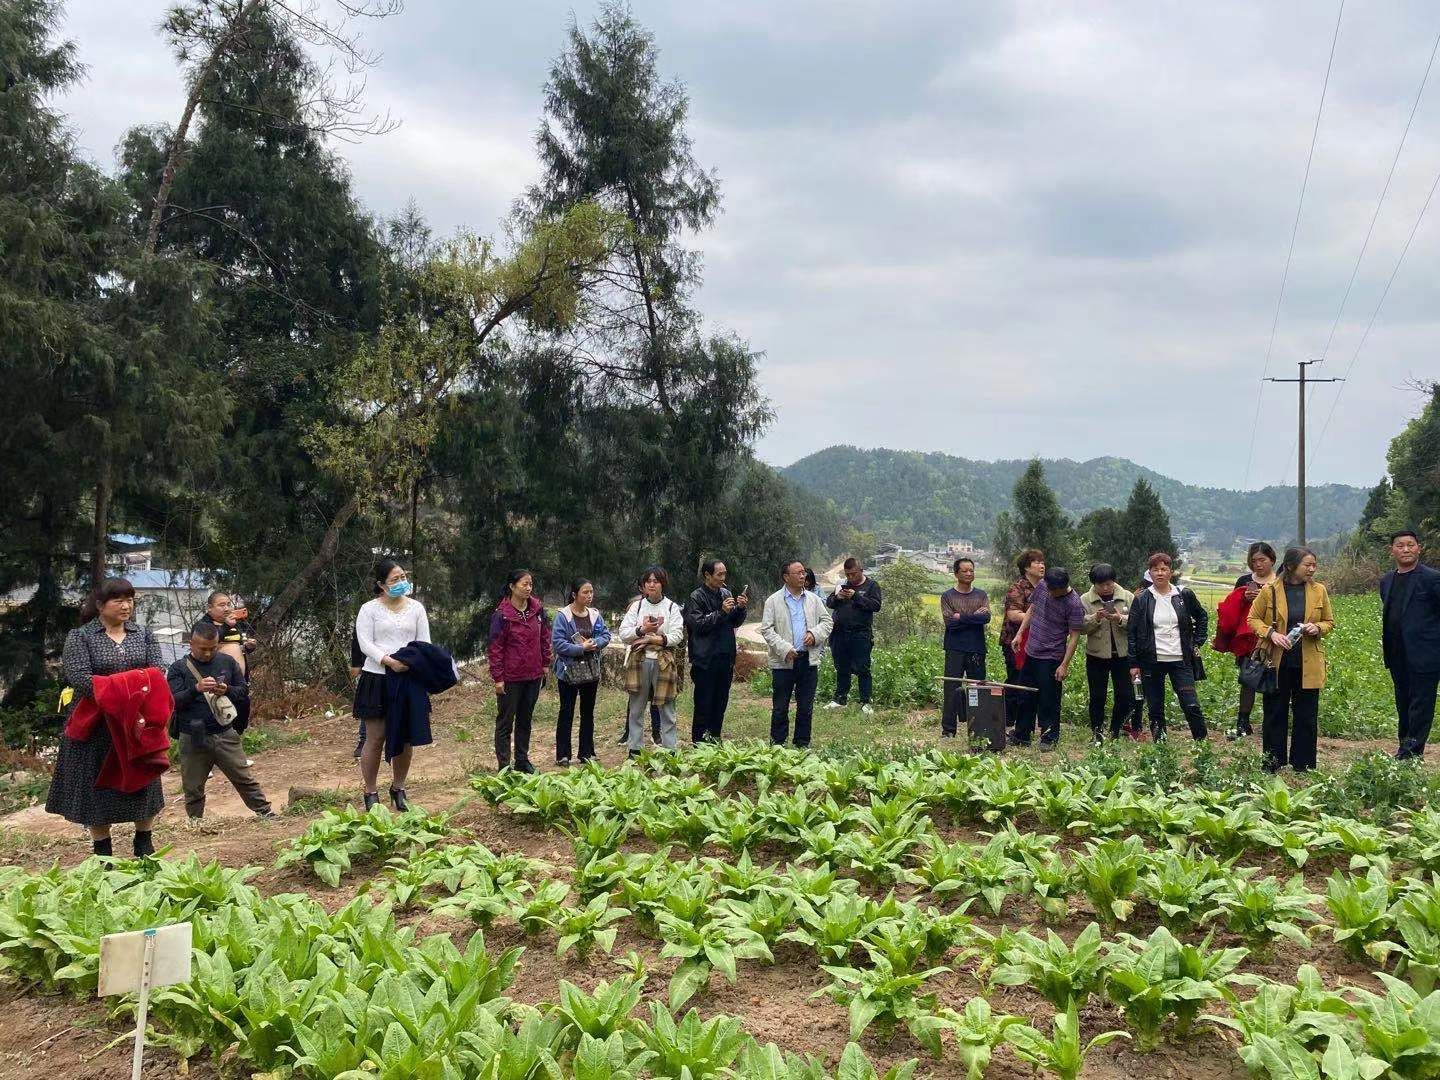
[1380,530,1440,759]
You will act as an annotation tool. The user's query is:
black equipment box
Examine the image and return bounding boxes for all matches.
[963,682,1008,751]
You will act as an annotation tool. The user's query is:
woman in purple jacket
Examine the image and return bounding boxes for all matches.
[487,570,552,773]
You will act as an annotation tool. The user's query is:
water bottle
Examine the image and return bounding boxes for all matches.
[1286,624,1304,647]
[1132,673,1144,702]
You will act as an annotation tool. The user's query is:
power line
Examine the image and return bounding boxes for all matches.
[1275,27,1440,486]
[1305,159,1440,469]
[1241,0,1346,491]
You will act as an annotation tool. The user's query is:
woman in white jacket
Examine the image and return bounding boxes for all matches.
[618,567,684,755]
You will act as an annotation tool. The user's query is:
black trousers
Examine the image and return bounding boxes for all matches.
[1017,656,1065,745]
[1003,642,1034,732]
[771,662,818,747]
[1392,654,1440,759]
[496,678,541,769]
[691,663,733,743]
[1140,660,1207,741]
[556,679,598,763]
[1262,665,1319,771]
[1086,654,1134,737]
[942,650,987,736]
[831,630,874,704]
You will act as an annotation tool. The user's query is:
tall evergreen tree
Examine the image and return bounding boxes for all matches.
[1120,478,1178,576]
[0,0,219,701]
[525,3,773,583]
[1358,476,1392,541]
[117,6,388,644]
[1008,460,1078,571]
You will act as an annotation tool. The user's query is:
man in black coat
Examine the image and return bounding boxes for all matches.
[1380,530,1440,759]
[682,560,749,744]
[823,557,883,715]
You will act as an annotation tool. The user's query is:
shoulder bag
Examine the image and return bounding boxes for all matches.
[1238,584,1279,694]
[186,659,239,725]
[558,611,602,686]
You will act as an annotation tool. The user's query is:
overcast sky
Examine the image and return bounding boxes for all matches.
[56,1,1440,490]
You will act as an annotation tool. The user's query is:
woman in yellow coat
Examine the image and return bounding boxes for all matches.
[1247,546,1335,773]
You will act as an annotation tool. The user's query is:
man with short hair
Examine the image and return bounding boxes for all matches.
[1381,530,1440,759]
[939,558,990,737]
[166,621,275,822]
[683,559,749,744]
[824,557,882,715]
[201,591,256,674]
[1080,564,1136,742]
[759,560,834,748]
[1014,567,1084,748]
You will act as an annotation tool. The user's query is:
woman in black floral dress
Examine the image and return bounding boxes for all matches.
[45,578,166,857]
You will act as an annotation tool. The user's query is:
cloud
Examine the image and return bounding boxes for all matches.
[54,0,1440,490]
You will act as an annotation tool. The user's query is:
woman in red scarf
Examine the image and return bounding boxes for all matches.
[1213,542,1279,740]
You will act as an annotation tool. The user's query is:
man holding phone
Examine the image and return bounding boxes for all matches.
[683,559,750,744]
[166,621,275,822]
[1079,564,1137,741]
[823,557,883,715]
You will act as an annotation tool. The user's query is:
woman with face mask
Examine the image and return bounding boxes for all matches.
[354,558,430,810]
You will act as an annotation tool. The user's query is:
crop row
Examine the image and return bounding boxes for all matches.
[466,743,1440,876]
[0,856,920,1080]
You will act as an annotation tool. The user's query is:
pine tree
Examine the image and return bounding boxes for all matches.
[1119,478,1178,578]
[0,0,219,700]
[1010,460,1078,573]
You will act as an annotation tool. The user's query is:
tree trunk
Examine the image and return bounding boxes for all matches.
[145,0,265,255]
[258,495,359,638]
[90,463,111,589]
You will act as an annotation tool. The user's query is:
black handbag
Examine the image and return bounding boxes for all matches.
[1238,584,1279,694]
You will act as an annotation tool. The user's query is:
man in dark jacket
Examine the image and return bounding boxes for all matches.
[823,558,883,715]
[1381,530,1440,759]
[166,621,274,821]
[682,560,749,744]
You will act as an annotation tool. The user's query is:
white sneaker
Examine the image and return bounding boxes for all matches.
[244,759,255,767]
[823,701,844,710]
[861,704,875,716]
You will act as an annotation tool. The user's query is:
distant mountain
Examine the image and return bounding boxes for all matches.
[780,446,1369,549]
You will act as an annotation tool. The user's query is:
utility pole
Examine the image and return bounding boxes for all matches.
[1266,359,1343,544]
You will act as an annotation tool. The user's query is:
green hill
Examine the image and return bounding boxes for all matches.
[780,446,1368,549]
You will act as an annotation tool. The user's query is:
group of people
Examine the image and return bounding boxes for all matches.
[41,529,1440,851]
[960,529,1437,774]
[45,581,276,858]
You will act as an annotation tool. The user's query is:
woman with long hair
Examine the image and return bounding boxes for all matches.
[552,578,611,765]
[354,558,431,810]
[1213,541,1279,740]
[1247,546,1334,773]
[45,578,166,857]
[488,569,551,772]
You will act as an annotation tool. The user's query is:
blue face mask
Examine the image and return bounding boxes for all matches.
[387,580,412,599]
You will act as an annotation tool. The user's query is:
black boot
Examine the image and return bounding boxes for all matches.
[92,837,112,858]
[389,787,409,812]
[363,791,380,811]
[132,830,154,859]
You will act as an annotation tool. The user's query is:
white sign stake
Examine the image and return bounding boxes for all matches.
[99,923,193,1079]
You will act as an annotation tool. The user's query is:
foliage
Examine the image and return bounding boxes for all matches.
[871,558,941,647]
[273,805,450,886]
[1004,1003,1129,1080]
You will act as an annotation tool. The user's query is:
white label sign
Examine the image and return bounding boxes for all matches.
[99,923,192,997]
